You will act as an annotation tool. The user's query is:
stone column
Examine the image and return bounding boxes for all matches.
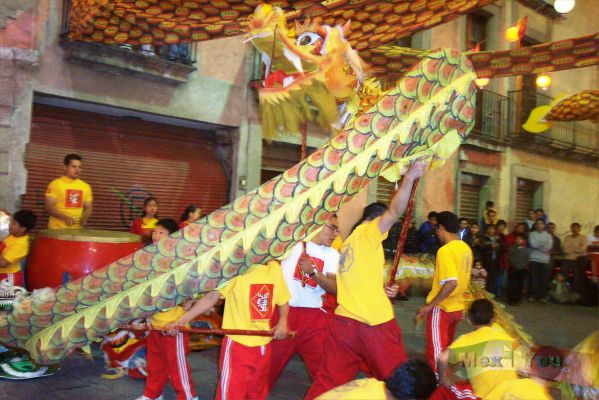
[0,47,38,211]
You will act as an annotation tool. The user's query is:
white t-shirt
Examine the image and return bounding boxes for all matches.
[587,234,599,253]
[280,241,340,308]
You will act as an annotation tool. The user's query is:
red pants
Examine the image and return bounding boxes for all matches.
[305,315,407,400]
[429,381,478,400]
[590,253,599,277]
[216,336,271,400]
[269,307,328,388]
[426,307,463,372]
[144,331,196,400]
[0,272,23,287]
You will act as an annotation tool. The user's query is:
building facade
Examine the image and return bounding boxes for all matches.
[0,0,597,237]
[415,0,599,237]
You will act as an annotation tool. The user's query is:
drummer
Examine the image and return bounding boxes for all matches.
[44,154,93,230]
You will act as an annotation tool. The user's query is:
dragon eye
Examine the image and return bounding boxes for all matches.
[297,32,321,46]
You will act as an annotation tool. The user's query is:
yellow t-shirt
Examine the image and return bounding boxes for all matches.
[150,306,189,329]
[0,235,29,274]
[219,261,290,347]
[45,176,93,229]
[448,324,519,398]
[331,235,344,252]
[316,378,388,399]
[426,239,472,312]
[483,209,498,225]
[141,217,158,229]
[484,378,551,400]
[335,218,393,326]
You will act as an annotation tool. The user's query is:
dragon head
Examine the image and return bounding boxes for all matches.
[246,4,369,139]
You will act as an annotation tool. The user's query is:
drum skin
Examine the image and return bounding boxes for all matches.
[26,229,142,290]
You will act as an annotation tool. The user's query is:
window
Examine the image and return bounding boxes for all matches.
[396,36,412,48]
[519,37,542,127]
[60,0,197,66]
[466,11,491,50]
[460,172,488,223]
[251,49,266,82]
[260,141,315,184]
[515,178,542,223]
[467,11,493,140]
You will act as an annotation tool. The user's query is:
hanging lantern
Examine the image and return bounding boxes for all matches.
[536,74,551,90]
[554,0,575,14]
[475,78,490,88]
[505,26,520,42]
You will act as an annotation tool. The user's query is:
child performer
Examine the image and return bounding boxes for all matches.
[0,210,37,287]
[169,261,290,400]
[135,218,198,400]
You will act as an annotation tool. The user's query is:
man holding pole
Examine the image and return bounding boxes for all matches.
[415,211,473,372]
[306,161,428,399]
[268,214,340,389]
[170,260,290,400]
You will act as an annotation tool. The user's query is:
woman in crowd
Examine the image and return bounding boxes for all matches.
[130,197,159,245]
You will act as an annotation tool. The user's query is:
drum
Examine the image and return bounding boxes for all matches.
[26,229,143,290]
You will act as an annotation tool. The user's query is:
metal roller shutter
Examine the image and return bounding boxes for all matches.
[515,178,536,224]
[460,172,485,223]
[22,104,230,233]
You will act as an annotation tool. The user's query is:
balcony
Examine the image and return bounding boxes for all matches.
[508,90,598,167]
[59,0,197,84]
[468,89,509,147]
[466,89,598,167]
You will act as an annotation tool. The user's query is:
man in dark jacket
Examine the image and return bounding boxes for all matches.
[418,212,440,255]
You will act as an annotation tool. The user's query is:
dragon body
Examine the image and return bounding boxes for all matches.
[0,5,478,363]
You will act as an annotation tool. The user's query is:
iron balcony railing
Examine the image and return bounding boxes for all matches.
[471,89,509,145]
[466,88,597,167]
[60,0,197,65]
[508,90,598,166]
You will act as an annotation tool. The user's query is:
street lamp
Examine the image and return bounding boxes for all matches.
[536,74,551,90]
[505,26,520,42]
[554,0,575,14]
[475,78,490,88]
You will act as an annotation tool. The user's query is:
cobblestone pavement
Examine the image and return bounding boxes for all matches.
[1,294,596,400]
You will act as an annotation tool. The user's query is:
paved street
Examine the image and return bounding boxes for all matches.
[1,293,596,400]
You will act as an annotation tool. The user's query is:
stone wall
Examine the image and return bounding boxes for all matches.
[0,47,37,210]
[0,0,251,210]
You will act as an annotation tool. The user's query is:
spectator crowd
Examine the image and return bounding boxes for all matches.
[384,200,599,307]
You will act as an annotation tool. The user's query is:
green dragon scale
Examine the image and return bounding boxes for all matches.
[0,49,476,364]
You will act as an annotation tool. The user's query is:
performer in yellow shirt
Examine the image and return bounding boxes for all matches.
[45,154,93,229]
[306,161,428,400]
[434,299,520,400]
[135,218,198,400]
[0,210,37,288]
[316,359,437,400]
[170,261,290,400]
[416,211,472,372]
[484,378,551,400]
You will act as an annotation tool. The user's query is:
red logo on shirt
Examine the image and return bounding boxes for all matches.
[293,256,325,288]
[65,189,83,208]
[0,241,6,254]
[249,284,274,320]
